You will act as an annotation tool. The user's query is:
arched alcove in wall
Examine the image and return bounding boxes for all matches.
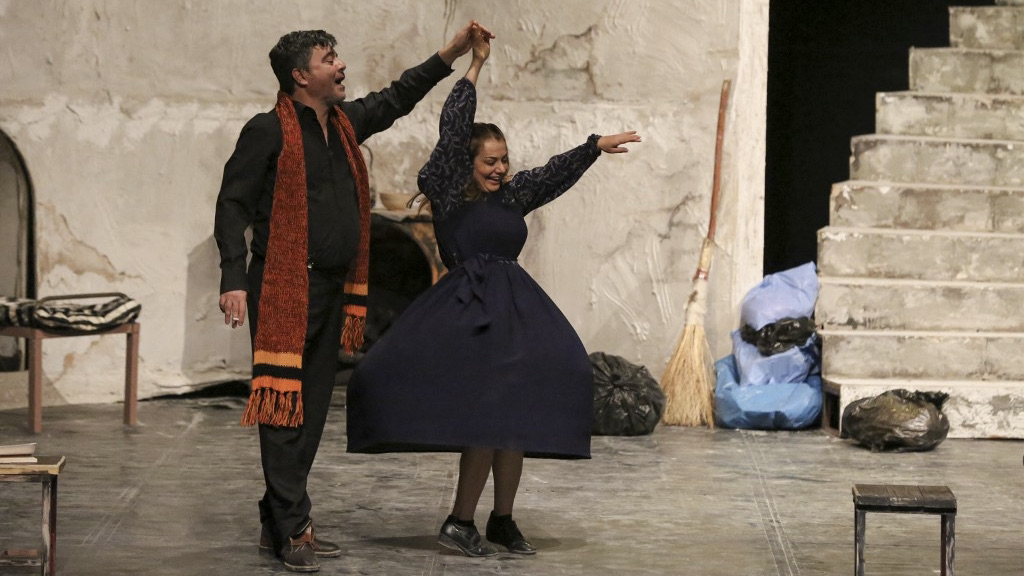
[0,131,35,370]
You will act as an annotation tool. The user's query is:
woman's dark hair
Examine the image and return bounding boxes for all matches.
[269,30,337,94]
[464,122,509,201]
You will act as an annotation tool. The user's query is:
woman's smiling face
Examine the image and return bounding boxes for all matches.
[471,137,509,193]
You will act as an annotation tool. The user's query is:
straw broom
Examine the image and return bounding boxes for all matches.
[660,79,731,427]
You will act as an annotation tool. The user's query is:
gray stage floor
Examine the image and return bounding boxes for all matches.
[0,391,1021,576]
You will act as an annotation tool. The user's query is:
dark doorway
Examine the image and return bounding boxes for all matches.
[765,0,994,275]
[0,131,35,370]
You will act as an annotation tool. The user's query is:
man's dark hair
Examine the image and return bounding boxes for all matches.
[269,30,337,94]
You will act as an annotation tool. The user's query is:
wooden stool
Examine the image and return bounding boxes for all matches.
[853,484,957,576]
[0,456,66,576]
[0,323,139,433]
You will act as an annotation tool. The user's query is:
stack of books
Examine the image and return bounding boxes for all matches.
[0,442,37,464]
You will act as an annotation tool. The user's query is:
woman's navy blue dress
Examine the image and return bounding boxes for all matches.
[346,78,600,459]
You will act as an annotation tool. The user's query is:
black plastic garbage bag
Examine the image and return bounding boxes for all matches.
[739,316,816,356]
[842,389,950,452]
[590,352,665,436]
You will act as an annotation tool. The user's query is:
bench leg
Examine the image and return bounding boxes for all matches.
[28,332,42,434]
[854,508,866,576]
[123,324,139,426]
[41,474,57,576]
[941,512,955,576]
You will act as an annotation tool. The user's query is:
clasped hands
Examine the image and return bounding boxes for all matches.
[441,20,495,66]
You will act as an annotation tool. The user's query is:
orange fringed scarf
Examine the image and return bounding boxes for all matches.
[240,91,371,428]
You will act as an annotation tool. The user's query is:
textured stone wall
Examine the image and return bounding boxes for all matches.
[0,0,766,402]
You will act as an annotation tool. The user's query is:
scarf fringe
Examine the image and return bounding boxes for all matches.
[341,315,366,355]
[240,386,304,428]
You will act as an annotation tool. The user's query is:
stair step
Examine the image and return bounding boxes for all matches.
[816,276,1024,332]
[910,47,1024,95]
[877,91,1024,140]
[850,134,1024,187]
[822,377,1024,438]
[818,0,1024,441]
[819,328,1024,380]
[830,180,1024,232]
[950,7,1024,50]
[818,226,1024,282]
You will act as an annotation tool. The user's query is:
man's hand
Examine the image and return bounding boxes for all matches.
[598,131,642,154]
[219,290,247,329]
[439,20,495,67]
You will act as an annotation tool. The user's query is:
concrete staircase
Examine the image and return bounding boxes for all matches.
[816,0,1024,438]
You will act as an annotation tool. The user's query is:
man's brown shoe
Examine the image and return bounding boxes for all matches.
[261,522,342,559]
[280,525,319,573]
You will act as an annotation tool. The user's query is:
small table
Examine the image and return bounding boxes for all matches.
[0,323,139,433]
[852,484,957,576]
[0,456,66,576]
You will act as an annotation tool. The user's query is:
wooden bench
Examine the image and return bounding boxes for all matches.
[0,323,139,433]
[0,456,66,576]
[853,484,957,576]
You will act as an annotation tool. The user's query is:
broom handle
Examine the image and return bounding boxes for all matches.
[694,79,731,281]
[707,79,730,243]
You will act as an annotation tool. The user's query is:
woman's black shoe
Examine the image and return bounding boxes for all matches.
[438,516,498,557]
[485,511,537,555]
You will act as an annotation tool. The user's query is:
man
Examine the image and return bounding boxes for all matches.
[214,20,491,573]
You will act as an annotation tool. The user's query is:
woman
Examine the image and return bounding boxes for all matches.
[346,26,641,557]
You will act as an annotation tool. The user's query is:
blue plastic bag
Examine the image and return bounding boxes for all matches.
[740,261,818,330]
[714,354,822,430]
[731,329,820,387]
[715,261,823,429]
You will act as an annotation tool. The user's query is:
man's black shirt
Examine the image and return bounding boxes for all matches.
[214,53,453,294]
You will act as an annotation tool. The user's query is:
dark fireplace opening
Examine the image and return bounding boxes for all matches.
[365,221,433,345]
[336,213,444,375]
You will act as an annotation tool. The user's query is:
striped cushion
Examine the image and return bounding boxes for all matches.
[33,294,141,332]
[0,297,36,327]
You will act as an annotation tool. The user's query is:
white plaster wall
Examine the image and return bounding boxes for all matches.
[0,0,766,402]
